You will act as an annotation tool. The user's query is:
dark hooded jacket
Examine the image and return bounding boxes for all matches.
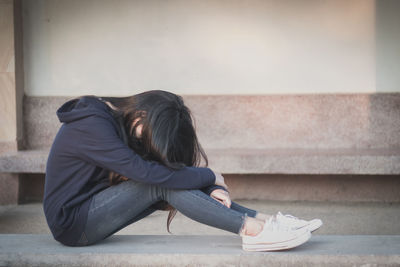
[43,96,218,246]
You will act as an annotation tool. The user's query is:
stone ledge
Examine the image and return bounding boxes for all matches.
[0,150,47,173]
[24,94,400,150]
[0,235,399,267]
[208,148,400,175]
[0,148,399,175]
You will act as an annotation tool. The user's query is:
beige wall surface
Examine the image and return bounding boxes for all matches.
[22,0,385,96]
[0,0,17,143]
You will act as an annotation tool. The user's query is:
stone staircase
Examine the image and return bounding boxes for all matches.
[1,94,400,203]
[0,94,399,266]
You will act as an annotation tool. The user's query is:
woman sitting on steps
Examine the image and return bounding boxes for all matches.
[43,90,322,251]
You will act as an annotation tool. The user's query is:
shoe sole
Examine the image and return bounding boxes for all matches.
[242,230,311,252]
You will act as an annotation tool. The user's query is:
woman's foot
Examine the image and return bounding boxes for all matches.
[275,212,323,233]
[242,217,311,252]
[256,212,323,233]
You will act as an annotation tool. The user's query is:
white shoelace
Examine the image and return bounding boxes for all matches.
[265,216,290,232]
[278,211,301,221]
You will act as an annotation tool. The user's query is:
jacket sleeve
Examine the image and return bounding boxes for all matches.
[74,115,216,189]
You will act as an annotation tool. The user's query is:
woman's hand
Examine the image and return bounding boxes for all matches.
[210,189,232,208]
[213,171,228,190]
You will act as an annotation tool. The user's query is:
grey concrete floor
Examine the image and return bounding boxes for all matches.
[1,200,399,235]
[1,235,400,267]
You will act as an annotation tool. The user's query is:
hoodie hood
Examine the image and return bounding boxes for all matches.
[57,96,113,123]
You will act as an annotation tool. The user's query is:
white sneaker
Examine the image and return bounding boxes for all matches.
[242,217,311,252]
[276,212,323,232]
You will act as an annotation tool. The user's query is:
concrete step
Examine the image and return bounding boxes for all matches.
[1,234,399,266]
[1,148,400,174]
[1,201,400,235]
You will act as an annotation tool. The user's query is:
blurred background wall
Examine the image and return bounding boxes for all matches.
[21,0,399,97]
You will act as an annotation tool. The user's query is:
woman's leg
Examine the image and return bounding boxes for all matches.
[81,180,250,246]
[230,201,272,221]
[230,201,258,218]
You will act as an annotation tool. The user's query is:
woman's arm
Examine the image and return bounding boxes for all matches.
[72,115,216,189]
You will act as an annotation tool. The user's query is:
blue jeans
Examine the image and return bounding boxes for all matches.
[79,180,257,246]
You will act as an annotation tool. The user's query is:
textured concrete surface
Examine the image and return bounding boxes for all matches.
[0,150,47,173]
[6,94,397,178]
[3,94,400,203]
[207,148,400,174]
[1,201,400,235]
[225,174,400,202]
[1,148,400,175]
[2,172,400,204]
[1,234,399,267]
[0,141,18,155]
[24,94,400,150]
[0,173,18,205]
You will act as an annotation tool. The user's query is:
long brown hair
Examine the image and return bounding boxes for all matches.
[100,90,208,233]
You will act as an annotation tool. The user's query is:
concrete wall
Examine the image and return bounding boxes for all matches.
[0,0,23,204]
[0,0,24,152]
[21,0,391,96]
[376,0,400,92]
[0,0,18,147]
